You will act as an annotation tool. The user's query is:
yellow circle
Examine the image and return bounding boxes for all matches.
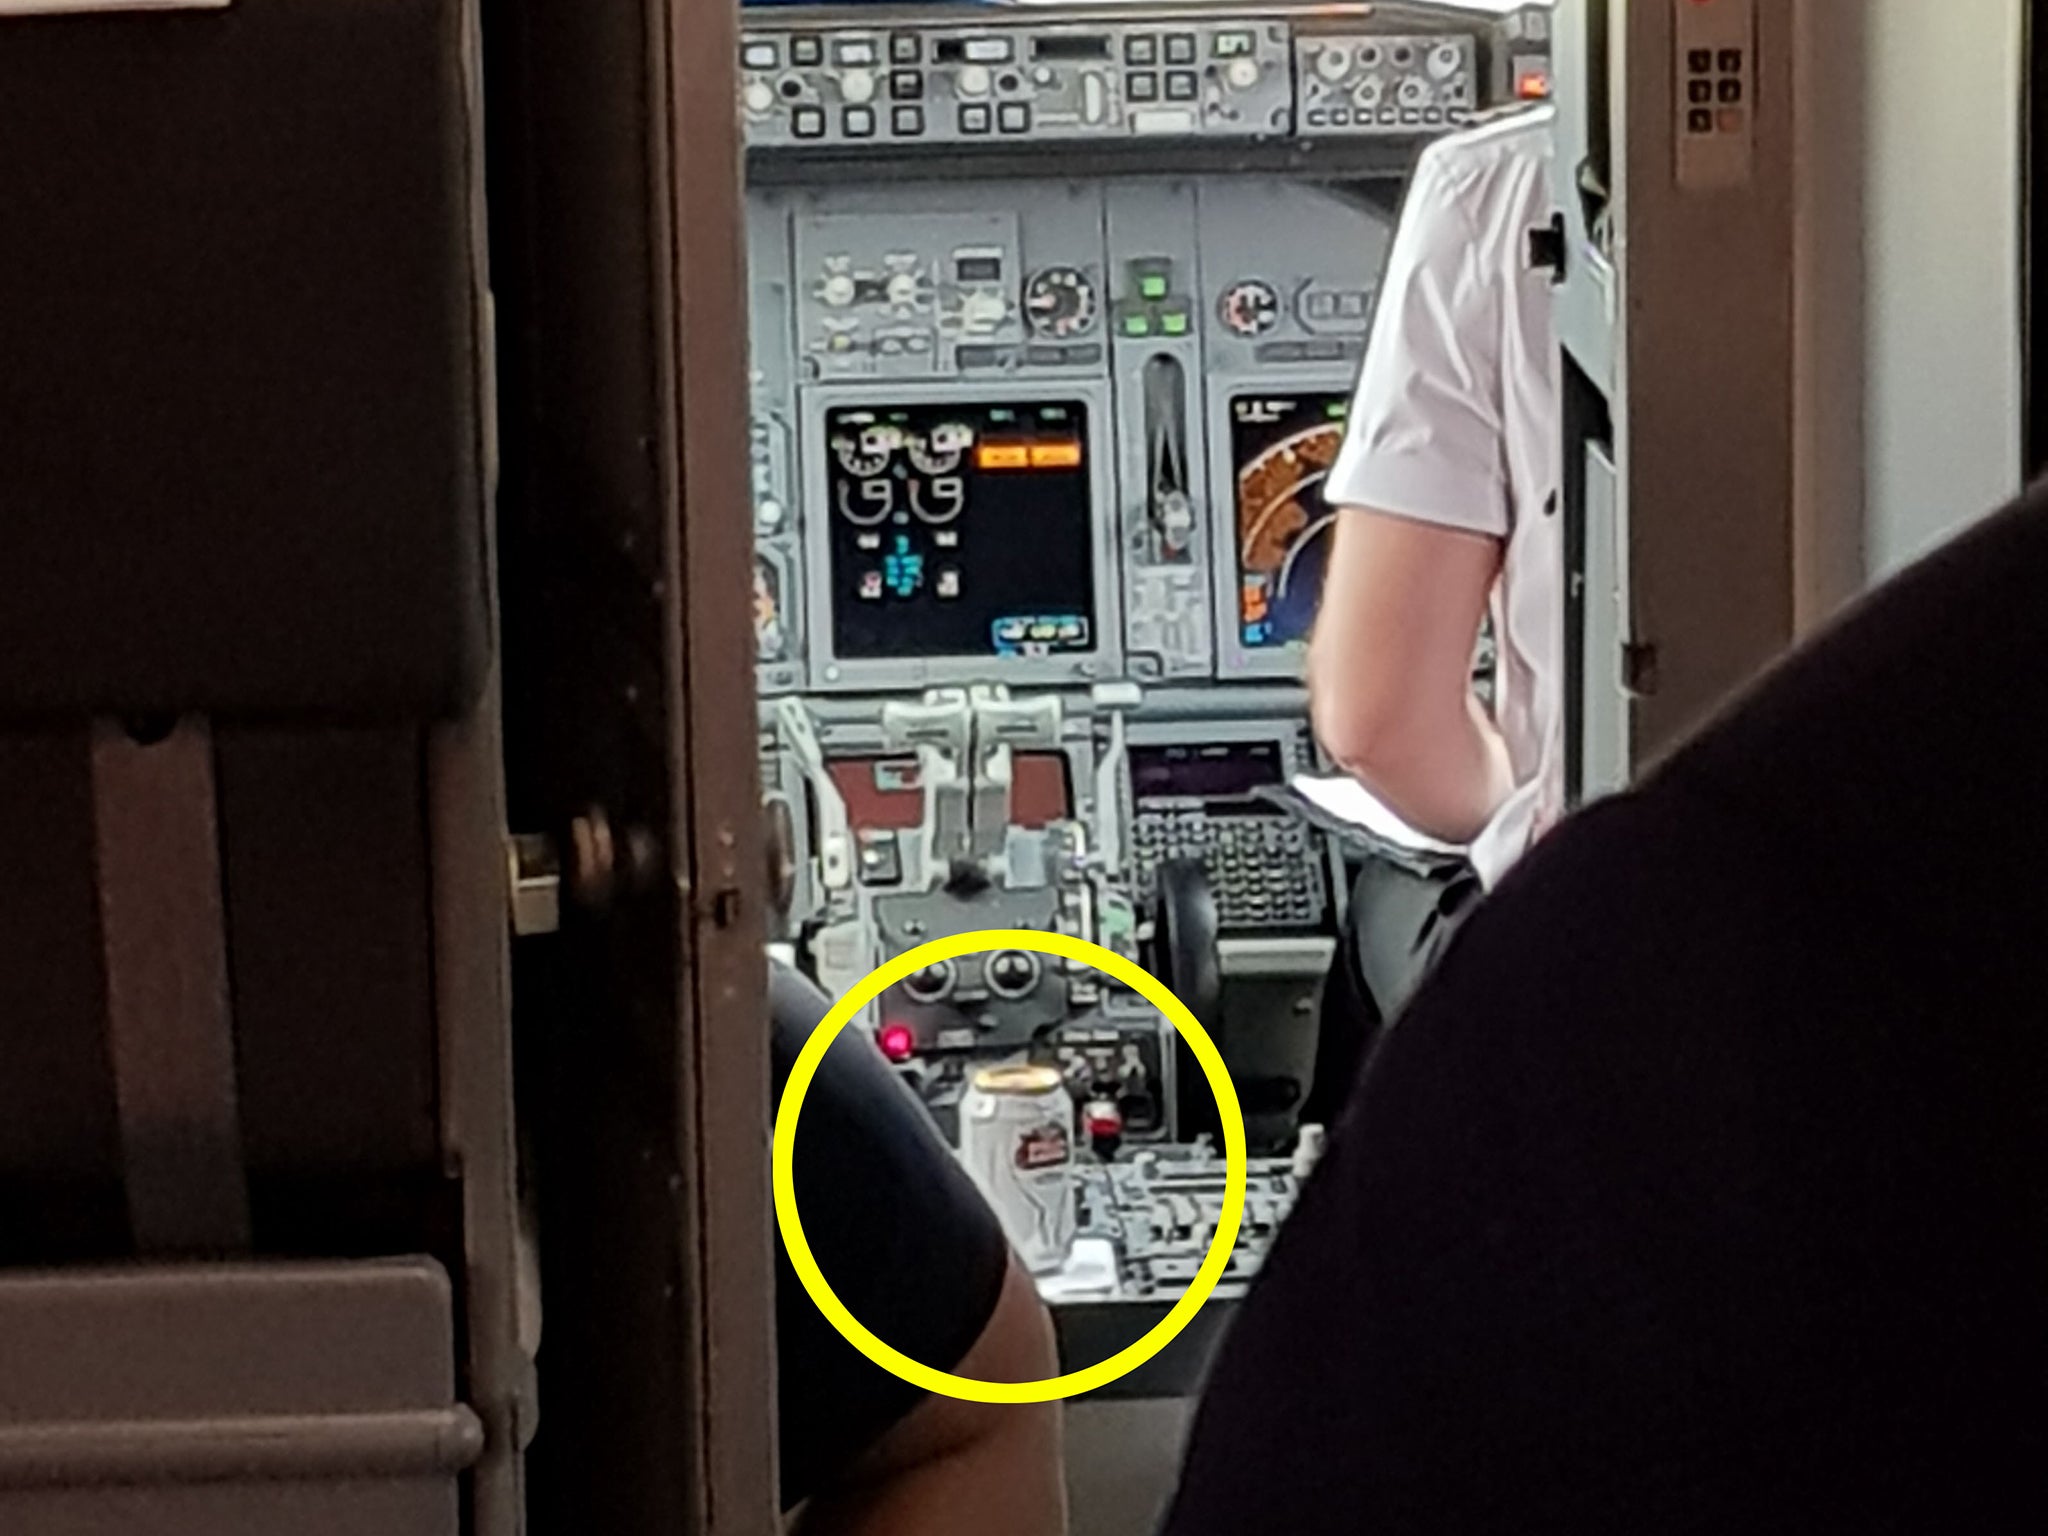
[772,929,1248,1404]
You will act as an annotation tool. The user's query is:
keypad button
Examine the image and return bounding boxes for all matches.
[1165,33,1197,65]
[1718,48,1744,73]
[1688,48,1712,74]
[1166,70,1198,101]
[1687,107,1713,134]
[793,36,823,66]
[893,105,925,135]
[1689,79,1713,104]
[998,102,1030,133]
[892,69,923,100]
[1718,78,1743,103]
[792,105,826,138]
[843,106,875,137]
[1125,34,1158,65]
[891,32,921,64]
[960,103,991,133]
[1127,70,1159,102]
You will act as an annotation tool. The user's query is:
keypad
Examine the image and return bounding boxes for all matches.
[1129,809,1324,931]
[1685,44,1747,135]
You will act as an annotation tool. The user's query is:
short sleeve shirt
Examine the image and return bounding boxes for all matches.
[1325,106,1563,888]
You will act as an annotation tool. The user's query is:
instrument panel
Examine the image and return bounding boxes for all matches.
[751,176,1396,694]
[749,4,1547,1175]
[740,13,1457,151]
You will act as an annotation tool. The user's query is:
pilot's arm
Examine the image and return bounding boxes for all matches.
[770,963,1066,1536]
[1308,145,1515,845]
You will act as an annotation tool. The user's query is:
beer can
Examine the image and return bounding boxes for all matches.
[958,1063,1076,1275]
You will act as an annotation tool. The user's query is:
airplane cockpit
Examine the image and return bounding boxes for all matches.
[17,0,2005,1528]
[745,0,1551,1370]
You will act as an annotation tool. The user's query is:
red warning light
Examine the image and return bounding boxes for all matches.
[1517,70,1552,100]
[879,1023,916,1063]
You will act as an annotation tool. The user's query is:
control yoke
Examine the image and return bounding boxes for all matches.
[1149,857,1225,1140]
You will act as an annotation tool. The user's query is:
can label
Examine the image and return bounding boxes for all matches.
[1016,1125,1070,1171]
[959,1065,1076,1275]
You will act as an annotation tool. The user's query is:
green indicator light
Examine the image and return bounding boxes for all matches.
[1161,311,1190,336]
[1140,275,1169,300]
[1124,314,1153,337]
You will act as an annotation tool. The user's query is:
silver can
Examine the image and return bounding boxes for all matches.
[958,1063,1076,1275]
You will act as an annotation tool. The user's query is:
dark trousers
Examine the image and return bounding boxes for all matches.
[1303,848,1484,1127]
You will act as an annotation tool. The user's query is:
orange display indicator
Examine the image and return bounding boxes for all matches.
[1517,70,1552,100]
[1028,440,1083,469]
[977,442,1031,470]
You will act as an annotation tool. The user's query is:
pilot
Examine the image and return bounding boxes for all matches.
[770,960,1068,1535]
[1299,100,1562,1124]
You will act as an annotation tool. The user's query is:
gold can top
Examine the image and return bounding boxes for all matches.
[971,1063,1065,1096]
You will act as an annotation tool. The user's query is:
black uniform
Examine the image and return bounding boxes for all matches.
[1163,485,2048,1533]
[771,963,1009,1510]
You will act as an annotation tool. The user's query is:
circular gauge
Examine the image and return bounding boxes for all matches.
[831,428,891,478]
[1219,278,1282,338]
[1024,266,1100,340]
[908,422,971,475]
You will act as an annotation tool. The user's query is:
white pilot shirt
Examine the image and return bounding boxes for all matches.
[1324,104,1562,890]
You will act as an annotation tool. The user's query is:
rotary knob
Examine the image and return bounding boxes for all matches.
[743,79,775,116]
[1226,56,1261,91]
[903,960,957,1003]
[1314,44,1351,82]
[885,271,922,308]
[1429,43,1463,81]
[957,63,992,98]
[820,273,856,308]
[754,497,784,532]
[1352,77,1383,111]
[984,950,1040,999]
[1397,76,1430,109]
[840,68,876,105]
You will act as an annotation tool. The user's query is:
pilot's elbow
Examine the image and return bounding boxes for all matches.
[1313,692,1406,786]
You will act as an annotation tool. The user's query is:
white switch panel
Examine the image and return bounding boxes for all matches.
[1673,0,1756,192]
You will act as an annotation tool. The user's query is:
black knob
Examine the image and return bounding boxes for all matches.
[984,949,1040,998]
[903,960,955,1003]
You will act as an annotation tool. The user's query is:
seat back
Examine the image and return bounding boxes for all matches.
[0,4,522,1532]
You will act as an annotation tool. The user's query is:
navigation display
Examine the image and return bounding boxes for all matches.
[1229,393,1349,651]
[824,401,1097,661]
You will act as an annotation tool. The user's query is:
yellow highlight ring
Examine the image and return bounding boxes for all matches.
[772,928,1248,1404]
